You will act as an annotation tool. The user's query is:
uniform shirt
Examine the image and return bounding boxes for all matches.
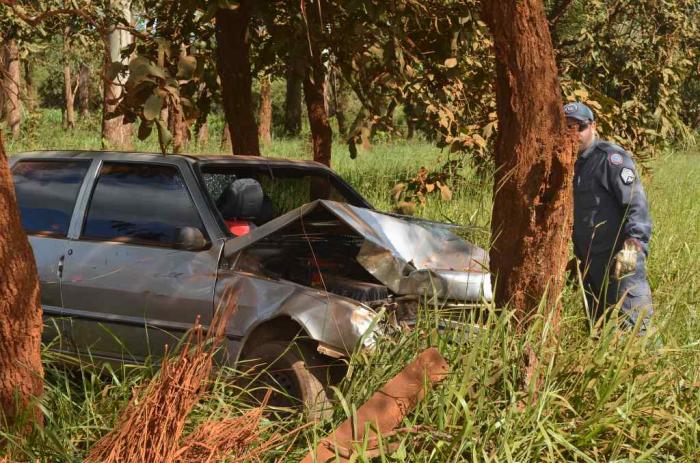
[573,140,652,260]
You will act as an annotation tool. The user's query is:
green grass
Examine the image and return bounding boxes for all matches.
[2,111,700,461]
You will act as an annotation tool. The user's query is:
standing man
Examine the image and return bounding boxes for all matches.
[565,101,653,333]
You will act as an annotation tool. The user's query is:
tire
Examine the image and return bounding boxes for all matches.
[243,340,331,420]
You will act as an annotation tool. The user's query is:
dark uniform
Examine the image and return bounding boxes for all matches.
[573,139,653,332]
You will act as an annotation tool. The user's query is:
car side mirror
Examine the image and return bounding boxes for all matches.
[174,226,209,251]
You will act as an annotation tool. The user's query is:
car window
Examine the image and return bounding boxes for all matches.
[11,160,90,237]
[201,166,358,224]
[82,162,205,246]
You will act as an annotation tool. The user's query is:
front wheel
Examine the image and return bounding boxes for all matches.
[243,340,331,420]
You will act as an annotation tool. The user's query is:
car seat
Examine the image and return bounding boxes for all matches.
[216,178,272,236]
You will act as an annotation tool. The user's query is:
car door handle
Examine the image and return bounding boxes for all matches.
[58,255,65,279]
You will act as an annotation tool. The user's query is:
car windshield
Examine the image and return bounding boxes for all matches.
[198,163,370,229]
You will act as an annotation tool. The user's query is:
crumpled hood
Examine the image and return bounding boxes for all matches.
[224,200,492,302]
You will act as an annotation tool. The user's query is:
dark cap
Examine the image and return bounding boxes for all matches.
[563,101,595,123]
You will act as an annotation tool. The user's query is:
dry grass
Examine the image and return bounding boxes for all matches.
[84,295,245,463]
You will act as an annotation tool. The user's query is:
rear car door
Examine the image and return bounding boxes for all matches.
[10,159,92,352]
[60,161,220,362]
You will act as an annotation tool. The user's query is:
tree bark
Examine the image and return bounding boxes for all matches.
[4,39,21,138]
[482,0,576,326]
[303,0,333,167]
[258,74,272,147]
[102,0,133,150]
[78,63,90,118]
[0,129,44,428]
[215,3,260,156]
[63,30,76,130]
[284,57,304,136]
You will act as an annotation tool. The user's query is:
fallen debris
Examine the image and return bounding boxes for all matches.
[84,295,238,463]
[301,347,449,463]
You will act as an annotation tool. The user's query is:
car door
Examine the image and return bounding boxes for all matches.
[60,160,221,362]
[10,158,92,352]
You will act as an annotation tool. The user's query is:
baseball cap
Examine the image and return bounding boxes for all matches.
[563,101,595,123]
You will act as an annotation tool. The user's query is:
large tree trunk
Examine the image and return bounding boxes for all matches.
[482,0,576,326]
[0,130,44,428]
[215,3,260,156]
[302,1,333,167]
[4,39,21,138]
[102,0,133,150]
[258,74,272,147]
[78,63,90,118]
[284,57,304,136]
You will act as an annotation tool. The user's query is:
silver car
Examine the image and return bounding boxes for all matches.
[10,151,492,409]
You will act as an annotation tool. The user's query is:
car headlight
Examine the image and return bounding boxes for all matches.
[351,306,381,348]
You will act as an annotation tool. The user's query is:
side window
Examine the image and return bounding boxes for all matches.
[11,160,90,237]
[82,163,205,246]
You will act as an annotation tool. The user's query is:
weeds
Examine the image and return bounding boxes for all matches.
[2,114,699,461]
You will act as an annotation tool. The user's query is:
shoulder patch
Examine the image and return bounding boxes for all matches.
[609,152,624,165]
[620,167,635,184]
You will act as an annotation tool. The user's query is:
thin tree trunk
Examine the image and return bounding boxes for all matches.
[169,101,187,153]
[303,0,332,167]
[215,3,260,156]
[0,129,44,428]
[78,63,90,118]
[102,0,133,150]
[482,0,576,325]
[197,120,209,145]
[258,74,272,147]
[63,30,76,130]
[220,122,232,152]
[23,60,37,113]
[284,57,304,136]
[4,39,21,138]
[404,102,415,140]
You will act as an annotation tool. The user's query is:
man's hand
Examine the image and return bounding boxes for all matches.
[614,238,642,279]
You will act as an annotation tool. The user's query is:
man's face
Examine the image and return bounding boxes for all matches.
[567,118,596,153]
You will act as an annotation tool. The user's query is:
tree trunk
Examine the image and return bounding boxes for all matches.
[78,63,90,118]
[220,122,232,152]
[284,57,304,136]
[258,74,272,147]
[215,3,260,156]
[169,102,188,153]
[482,0,576,325]
[197,120,209,145]
[23,60,37,113]
[4,39,21,138]
[302,1,333,167]
[102,0,133,150]
[0,130,44,428]
[63,31,76,130]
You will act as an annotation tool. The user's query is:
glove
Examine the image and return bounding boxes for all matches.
[614,238,642,279]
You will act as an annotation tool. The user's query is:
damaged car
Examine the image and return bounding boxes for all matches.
[10,151,492,410]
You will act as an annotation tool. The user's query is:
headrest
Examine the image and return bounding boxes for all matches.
[217,178,264,220]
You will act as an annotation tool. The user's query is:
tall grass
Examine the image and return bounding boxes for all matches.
[2,112,699,461]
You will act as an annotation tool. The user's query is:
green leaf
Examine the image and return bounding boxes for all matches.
[143,93,163,121]
[177,55,197,80]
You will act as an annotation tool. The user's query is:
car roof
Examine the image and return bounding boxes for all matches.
[11,150,335,171]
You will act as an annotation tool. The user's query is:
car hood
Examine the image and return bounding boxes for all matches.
[223,200,492,302]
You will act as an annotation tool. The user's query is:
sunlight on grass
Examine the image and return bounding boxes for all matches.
[2,111,699,461]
